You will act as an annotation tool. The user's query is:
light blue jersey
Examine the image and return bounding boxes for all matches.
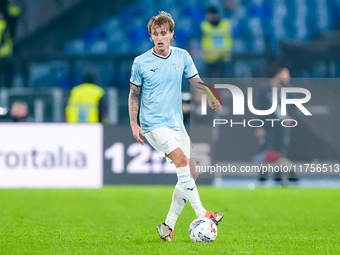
[130,46,198,133]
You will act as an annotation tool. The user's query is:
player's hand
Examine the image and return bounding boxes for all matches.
[131,124,145,145]
[208,97,222,111]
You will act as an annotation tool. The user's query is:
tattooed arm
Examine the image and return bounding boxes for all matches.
[128,83,145,145]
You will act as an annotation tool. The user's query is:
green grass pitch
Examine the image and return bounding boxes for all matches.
[0,186,339,254]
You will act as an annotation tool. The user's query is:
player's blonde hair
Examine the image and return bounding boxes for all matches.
[147,11,175,36]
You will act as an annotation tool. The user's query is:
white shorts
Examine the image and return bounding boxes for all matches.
[145,128,195,161]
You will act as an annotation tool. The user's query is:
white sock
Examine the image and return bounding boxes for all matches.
[177,166,206,218]
[165,183,187,230]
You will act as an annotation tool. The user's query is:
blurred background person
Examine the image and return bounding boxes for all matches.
[0,10,12,57]
[0,9,12,88]
[254,67,298,184]
[0,0,21,39]
[255,67,292,157]
[200,6,232,78]
[5,0,21,39]
[66,72,105,123]
[9,100,31,122]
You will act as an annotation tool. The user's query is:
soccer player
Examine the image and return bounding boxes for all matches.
[128,11,224,242]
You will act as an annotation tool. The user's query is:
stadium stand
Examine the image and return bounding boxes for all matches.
[63,0,337,55]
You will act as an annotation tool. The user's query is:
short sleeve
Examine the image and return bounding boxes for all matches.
[183,50,198,79]
[130,58,142,86]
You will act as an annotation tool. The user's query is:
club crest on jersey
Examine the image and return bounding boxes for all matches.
[172,62,180,71]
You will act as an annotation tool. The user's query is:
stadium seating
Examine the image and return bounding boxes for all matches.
[65,0,337,56]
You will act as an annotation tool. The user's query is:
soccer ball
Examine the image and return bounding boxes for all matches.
[189,217,218,242]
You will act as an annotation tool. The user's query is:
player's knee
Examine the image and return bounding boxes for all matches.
[175,154,188,167]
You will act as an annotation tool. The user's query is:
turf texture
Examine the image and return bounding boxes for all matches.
[0,186,339,254]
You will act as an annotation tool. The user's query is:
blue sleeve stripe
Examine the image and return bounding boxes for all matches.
[186,73,198,79]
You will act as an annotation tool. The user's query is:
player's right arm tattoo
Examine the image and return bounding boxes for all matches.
[128,83,141,127]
